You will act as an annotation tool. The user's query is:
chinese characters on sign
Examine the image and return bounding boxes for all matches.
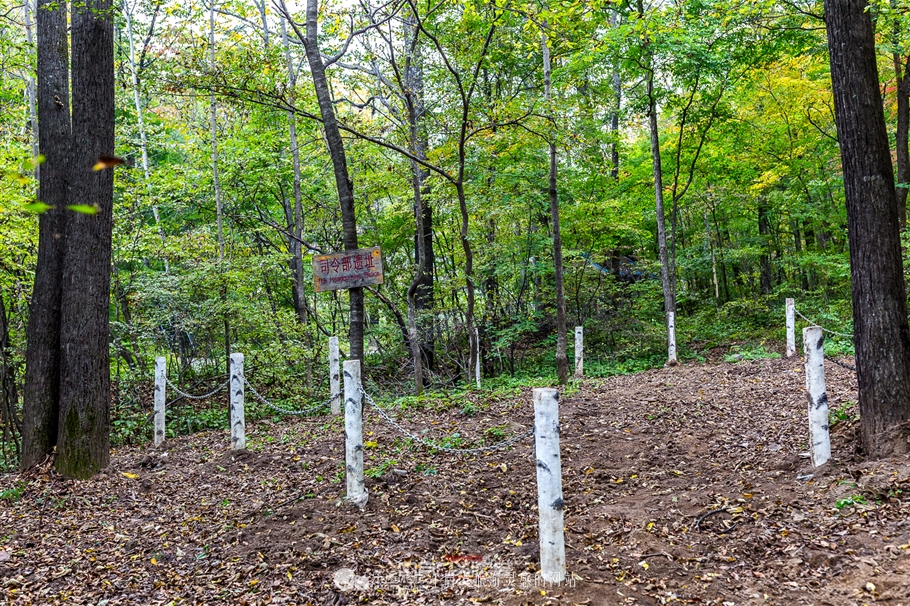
[312,246,384,293]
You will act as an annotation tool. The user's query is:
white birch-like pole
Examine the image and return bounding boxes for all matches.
[329,336,341,415]
[533,388,566,583]
[574,326,583,378]
[343,360,368,508]
[803,327,830,467]
[667,311,678,366]
[474,327,481,389]
[154,356,166,447]
[786,298,796,357]
[230,353,246,450]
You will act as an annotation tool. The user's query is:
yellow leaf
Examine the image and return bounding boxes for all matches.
[390,524,400,532]
[150,558,157,565]
[499,463,507,472]
[92,155,125,171]
[638,560,650,570]
[121,472,139,480]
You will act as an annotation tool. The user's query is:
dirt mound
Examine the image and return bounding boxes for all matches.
[3,355,910,604]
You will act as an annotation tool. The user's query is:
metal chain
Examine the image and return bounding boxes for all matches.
[244,377,338,416]
[165,376,229,400]
[825,355,857,372]
[794,309,853,339]
[359,385,534,455]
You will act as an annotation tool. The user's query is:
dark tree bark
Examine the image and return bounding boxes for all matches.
[22,0,114,478]
[55,0,114,478]
[542,28,568,384]
[21,0,70,469]
[298,0,364,363]
[825,0,910,456]
[758,197,773,295]
[892,10,909,229]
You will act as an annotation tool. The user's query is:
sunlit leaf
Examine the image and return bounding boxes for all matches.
[23,202,53,213]
[66,204,100,215]
[92,155,125,171]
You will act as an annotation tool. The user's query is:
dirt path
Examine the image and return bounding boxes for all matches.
[3,357,910,605]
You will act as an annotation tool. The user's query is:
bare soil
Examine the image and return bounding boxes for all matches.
[3,356,910,605]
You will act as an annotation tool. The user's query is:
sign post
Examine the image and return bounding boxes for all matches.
[313,246,384,293]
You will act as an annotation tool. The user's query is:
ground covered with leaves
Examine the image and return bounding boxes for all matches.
[3,356,910,605]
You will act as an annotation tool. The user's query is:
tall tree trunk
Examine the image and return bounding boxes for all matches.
[209,0,230,375]
[646,68,677,365]
[758,197,773,295]
[403,12,430,393]
[894,54,910,229]
[124,1,167,271]
[542,27,568,384]
[56,0,114,478]
[610,9,621,180]
[281,18,308,330]
[21,0,70,469]
[23,0,39,167]
[825,0,910,456]
[299,0,364,363]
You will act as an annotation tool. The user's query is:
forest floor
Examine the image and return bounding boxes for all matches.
[3,355,910,605]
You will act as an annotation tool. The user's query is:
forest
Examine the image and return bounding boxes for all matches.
[0,0,898,471]
[6,0,910,603]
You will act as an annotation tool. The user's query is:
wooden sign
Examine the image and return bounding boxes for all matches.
[312,246,383,293]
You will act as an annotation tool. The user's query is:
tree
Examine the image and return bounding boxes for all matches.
[281,0,365,364]
[21,0,115,478]
[825,0,910,455]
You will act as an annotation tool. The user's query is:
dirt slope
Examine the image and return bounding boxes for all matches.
[3,356,910,605]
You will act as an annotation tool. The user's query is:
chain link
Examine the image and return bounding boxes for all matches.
[825,355,857,372]
[359,385,534,455]
[165,376,229,400]
[794,309,854,339]
[244,377,339,416]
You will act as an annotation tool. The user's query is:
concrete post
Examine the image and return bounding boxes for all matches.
[533,388,566,583]
[574,326,583,378]
[329,336,341,415]
[786,298,796,357]
[343,359,368,508]
[474,327,481,389]
[803,327,830,467]
[154,356,166,447]
[230,353,245,450]
[667,311,678,366]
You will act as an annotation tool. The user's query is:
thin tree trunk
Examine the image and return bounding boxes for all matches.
[21,0,70,469]
[758,197,773,295]
[646,68,678,365]
[825,0,910,456]
[124,1,167,271]
[299,0,364,363]
[892,39,909,228]
[209,0,230,375]
[610,10,621,180]
[23,0,39,168]
[704,210,719,306]
[281,18,308,330]
[542,27,567,384]
[56,0,114,478]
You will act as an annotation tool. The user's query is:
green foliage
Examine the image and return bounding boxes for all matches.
[835,494,867,510]
[0,481,26,502]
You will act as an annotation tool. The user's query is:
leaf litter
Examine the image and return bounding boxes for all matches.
[2,356,910,604]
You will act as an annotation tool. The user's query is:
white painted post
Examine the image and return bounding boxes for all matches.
[329,336,341,415]
[574,326,583,378]
[786,298,796,358]
[533,388,566,584]
[230,353,245,450]
[343,360,368,509]
[667,311,678,366]
[474,327,481,389]
[803,327,830,467]
[154,356,166,447]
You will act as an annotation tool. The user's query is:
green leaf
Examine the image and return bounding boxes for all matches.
[23,202,53,213]
[66,204,99,215]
